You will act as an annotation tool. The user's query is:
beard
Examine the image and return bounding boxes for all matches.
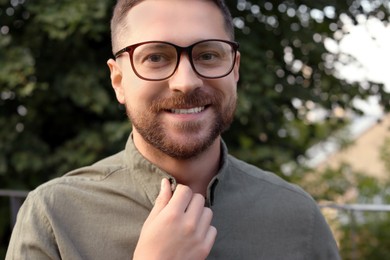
[126,89,236,160]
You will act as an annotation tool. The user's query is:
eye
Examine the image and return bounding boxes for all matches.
[146,54,166,63]
[134,43,177,67]
[199,53,217,61]
[194,51,222,64]
[140,53,174,69]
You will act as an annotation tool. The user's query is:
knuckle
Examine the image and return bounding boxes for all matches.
[210,225,217,236]
[176,185,193,198]
[193,193,205,204]
[179,184,192,194]
[199,243,212,258]
[198,247,209,258]
[202,207,213,220]
[204,207,213,216]
[182,221,197,235]
[164,210,181,224]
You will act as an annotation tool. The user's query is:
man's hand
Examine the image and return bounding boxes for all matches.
[133,179,217,260]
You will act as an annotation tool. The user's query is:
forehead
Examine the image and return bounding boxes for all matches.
[120,0,228,46]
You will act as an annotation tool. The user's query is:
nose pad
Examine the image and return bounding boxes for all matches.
[168,54,203,93]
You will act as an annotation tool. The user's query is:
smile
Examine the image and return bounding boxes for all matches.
[170,107,205,114]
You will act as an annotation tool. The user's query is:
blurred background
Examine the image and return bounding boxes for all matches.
[1,0,389,258]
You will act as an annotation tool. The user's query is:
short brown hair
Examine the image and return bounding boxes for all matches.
[110,0,234,54]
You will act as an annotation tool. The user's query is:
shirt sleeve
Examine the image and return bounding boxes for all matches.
[6,192,61,260]
[308,205,341,260]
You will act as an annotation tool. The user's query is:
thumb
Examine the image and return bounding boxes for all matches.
[148,178,172,220]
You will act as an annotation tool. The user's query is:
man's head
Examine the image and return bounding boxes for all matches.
[107,0,240,160]
[110,0,235,55]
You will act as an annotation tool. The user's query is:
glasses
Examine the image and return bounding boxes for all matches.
[114,39,239,81]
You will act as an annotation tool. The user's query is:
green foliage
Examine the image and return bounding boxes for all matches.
[1,0,389,258]
[338,177,390,259]
[339,209,390,260]
[305,163,390,259]
[0,0,125,188]
[225,0,390,177]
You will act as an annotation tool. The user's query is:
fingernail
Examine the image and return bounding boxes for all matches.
[160,178,166,190]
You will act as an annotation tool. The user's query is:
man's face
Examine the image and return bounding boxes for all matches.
[108,0,240,159]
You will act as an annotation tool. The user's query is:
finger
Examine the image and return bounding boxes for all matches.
[202,226,217,257]
[167,184,193,213]
[148,178,173,221]
[197,207,214,237]
[185,193,205,222]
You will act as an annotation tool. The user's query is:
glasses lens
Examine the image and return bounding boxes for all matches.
[192,40,236,78]
[132,42,178,80]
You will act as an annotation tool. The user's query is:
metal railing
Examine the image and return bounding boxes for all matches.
[320,203,390,260]
[0,189,29,228]
[320,203,390,212]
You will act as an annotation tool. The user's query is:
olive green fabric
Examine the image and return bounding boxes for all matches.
[6,136,340,259]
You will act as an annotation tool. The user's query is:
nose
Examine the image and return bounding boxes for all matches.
[168,54,203,93]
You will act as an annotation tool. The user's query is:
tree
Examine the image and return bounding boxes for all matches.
[226,0,390,177]
[1,0,389,258]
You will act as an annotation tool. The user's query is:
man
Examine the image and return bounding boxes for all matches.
[7,0,340,259]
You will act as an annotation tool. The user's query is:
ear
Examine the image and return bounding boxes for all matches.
[107,59,125,104]
[233,51,240,83]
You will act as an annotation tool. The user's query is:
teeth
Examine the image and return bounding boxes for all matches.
[170,107,205,114]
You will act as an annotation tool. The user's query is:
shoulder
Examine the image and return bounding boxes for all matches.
[215,155,340,259]
[26,151,127,204]
[224,155,339,246]
[226,155,313,202]
[65,150,126,180]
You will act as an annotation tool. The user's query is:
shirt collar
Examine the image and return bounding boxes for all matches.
[122,133,229,206]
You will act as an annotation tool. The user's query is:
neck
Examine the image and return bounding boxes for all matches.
[133,132,221,196]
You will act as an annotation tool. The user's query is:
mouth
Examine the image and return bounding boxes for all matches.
[169,106,206,114]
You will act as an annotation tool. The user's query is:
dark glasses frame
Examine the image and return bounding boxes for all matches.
[114,39,239,81]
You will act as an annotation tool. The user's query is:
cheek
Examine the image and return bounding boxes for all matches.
[219,77,237,98]
[122,76,165,108]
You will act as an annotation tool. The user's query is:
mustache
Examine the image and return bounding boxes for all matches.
[149,90,224,112]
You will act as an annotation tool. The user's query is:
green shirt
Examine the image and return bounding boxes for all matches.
[7,136,340,259]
